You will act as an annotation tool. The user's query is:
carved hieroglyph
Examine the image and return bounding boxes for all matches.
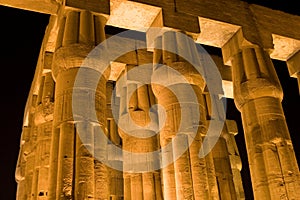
[6,0,300,199]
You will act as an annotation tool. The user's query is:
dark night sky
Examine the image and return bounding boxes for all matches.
[0,1,299,200]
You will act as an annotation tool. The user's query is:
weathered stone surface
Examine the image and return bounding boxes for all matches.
[0,0,60,14]
[287,51,300,94]
[117,64,162,200]
[12,1,300,199]
[223,32,300,199]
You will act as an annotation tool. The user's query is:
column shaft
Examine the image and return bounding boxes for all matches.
[188,133,210,200]
[173,134,194,200]
[117,69,162,199]
[48,128,60,199]
[56,123,75,199]
[226,45,300,199]
[152,31,215,200]
[49,9,110,200]
[75,122,95,199]
[224,120,245,200]
[212,138,237,200]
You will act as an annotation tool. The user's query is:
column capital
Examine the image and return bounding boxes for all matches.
[52,9,109,80]
[222,29,260,66]
[52,44,93,79]
[152,31,206,91]
[222,32,283,109]
[234,78,283,110]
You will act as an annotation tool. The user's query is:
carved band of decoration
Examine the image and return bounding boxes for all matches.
[230,47,283,110]
[222,32,300,199]
[51,42,111,83]
[52,9,108,81]
[52,67,108,126]
[34,73,55,126]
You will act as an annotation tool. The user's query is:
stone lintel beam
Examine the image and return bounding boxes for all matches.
[287,51,300,78]
[0,0,110,15]
[286,51,300,94]
[249,5,300,59]
[270,34,300,61]
[132,0,200,33]
[107,1,162,33]
[3,0,300,62]
[0,0,60,15]
[196,17,240,48]
[170,0,300,43]
[65,0,109,14]
[173,0,261,45]
[132,0,300,61]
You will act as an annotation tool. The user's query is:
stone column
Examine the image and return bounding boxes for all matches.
[106,81,124,200]
[30,72,55,199]
[211,131,237,200]
[212,138,236,199]
[47,126,60,200]
[223,120,245,200]
[16,126,33,200]
[17,96,40,200]
[48,10,110,200]
[116,65,162,200]
[152,31,218,200]
[201,93,225,200]
[222,35,300,199]
[204,93,241,200]
[30,123,53,200]
[75,122,95,199]
[16,61,55,199]
[286,51,300,94]
[188,122,214,200]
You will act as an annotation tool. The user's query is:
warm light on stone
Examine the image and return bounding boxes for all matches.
[3,0,300,199]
